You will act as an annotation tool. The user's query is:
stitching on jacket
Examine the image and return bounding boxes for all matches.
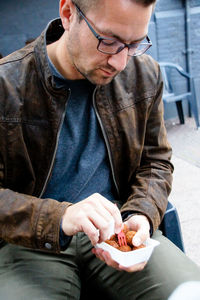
[0,51,34,66]
[0,117,49,126]
[112,95,155,113]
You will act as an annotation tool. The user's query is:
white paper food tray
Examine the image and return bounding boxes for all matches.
[95,238,160,267]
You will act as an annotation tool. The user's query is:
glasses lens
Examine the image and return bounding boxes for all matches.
[128,43,150,56]
[98,37,152,56]
[98,39,123,55]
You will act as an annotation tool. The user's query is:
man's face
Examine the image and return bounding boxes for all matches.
[63,0,153,85]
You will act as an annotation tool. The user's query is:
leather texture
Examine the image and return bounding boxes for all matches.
[0,19,173,252]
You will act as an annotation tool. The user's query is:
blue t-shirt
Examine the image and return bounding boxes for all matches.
[42,58,117,205]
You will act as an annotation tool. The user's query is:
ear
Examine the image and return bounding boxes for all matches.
[59,0,76,31]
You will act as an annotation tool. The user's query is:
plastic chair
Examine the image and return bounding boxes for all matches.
[159,62,200,129]
[159,201,185,252]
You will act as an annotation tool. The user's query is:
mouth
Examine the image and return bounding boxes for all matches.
[99,68,116,77]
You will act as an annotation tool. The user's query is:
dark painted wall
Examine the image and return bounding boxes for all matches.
[149,0,200,119]
[0,0,200,120]
[0,0,59,55]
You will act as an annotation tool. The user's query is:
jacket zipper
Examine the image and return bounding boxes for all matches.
[92,87,120,196]
[39,90,71,197]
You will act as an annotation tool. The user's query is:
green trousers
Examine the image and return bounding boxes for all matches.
[0,231,200,300]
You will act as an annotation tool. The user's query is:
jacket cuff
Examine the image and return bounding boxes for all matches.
[35,199,71,252]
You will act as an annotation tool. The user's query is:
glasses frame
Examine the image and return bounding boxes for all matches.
[74,4,152,57]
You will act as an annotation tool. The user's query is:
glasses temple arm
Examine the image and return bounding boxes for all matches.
[74,4,101,40]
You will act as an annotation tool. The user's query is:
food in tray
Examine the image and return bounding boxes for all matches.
[105,224,146,252]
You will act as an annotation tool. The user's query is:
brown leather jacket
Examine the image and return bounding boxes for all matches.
[0,19,173,253]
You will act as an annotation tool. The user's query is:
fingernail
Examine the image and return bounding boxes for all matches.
[133,237,141,246]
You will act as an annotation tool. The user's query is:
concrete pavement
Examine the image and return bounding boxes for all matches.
[166,117,200,266]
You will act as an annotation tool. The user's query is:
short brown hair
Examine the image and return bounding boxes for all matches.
[72,0,156,14]
[133,0,156,6]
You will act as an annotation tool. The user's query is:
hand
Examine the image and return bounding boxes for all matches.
[62,193,122,245]
[92,247,147,272]
[92,214,150,272]
[125,214,150,248]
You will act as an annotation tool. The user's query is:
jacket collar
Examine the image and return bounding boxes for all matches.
[33,18,157,109]
[34,18,66,94]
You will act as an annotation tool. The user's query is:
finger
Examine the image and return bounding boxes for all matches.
[97,196,123,233]
[92,248,145,273]
[132,224,150,246]
[125,215,150,231]
[88,211,116,242]
[82,219,101,246]
[132,231,149,247]
[92,248,105,262]
[118,261,147,273]
[100,250,122,270]
[84,194,123,233]
[125,215,150,246]
[93,248,120,269]
[90,201,117,224]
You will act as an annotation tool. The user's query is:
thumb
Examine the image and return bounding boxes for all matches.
[132,228,149,246]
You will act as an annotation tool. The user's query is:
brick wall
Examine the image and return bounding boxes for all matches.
[0,0,59,56]
[149,0,200,119]
[0,0,200,120]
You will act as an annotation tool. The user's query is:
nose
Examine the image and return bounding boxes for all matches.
[107,47,129,72]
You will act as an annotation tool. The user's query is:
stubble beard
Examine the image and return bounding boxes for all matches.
[75,65,118,85]
[66,35,118,85]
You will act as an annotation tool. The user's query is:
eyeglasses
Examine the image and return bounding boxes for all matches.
[74,4,152,57]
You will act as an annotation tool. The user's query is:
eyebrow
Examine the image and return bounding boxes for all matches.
[94,26,147,44]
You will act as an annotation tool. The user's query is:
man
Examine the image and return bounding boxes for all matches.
[0,0,200,299]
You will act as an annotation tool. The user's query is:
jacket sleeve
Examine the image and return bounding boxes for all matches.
[0,58,72,253]
[0,187,71,253]
[120,67,174,232]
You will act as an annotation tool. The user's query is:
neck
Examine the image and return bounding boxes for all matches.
[47,33,83,80]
